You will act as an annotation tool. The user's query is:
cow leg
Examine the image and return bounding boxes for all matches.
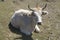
[34,25,40,33]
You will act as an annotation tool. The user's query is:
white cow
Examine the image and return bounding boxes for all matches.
[10,4,48,35]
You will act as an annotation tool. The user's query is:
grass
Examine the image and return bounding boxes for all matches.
[0,0,60,40]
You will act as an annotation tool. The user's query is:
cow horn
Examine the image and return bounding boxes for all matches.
[28,5,34,11]
[42,3,47,10]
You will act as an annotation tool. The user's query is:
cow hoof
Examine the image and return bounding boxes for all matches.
[34,29,40,33]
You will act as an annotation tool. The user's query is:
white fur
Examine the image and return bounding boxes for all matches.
[10,9,48,35]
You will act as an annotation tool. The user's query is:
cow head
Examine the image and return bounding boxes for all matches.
[28,3,48,25]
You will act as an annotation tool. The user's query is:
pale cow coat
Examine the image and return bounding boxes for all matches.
[11,9,40,35]
[10,5,48,35]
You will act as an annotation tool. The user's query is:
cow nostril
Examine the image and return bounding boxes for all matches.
[38,22,41,25]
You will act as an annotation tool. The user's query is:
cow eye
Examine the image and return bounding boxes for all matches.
[31,11,36,16]
[32,13,36,16]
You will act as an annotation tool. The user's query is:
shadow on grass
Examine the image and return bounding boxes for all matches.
[8,22,33,40]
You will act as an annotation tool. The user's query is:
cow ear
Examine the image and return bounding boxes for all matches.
[42,12,46,15]
[42,11,48,15]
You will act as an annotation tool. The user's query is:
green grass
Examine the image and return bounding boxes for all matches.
[0,0,60,40]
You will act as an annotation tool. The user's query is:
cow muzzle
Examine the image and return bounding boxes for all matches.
[37,22,42,25]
